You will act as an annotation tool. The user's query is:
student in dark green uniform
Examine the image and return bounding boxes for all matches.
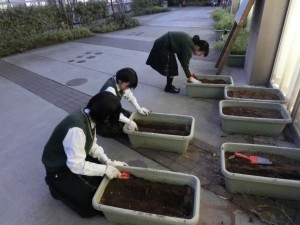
[146,31,209,93]
[97,68,150,137]
[42,92,128,218]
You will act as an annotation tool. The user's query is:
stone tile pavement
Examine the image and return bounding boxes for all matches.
[1,58,299,225]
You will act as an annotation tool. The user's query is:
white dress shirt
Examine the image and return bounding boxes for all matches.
[62,109,109,176]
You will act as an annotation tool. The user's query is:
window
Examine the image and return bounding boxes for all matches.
[270,0,300,136]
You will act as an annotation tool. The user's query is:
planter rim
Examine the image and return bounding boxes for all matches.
[224,85,286,103]
[219,100,292,123]
[92,166,201,224]
[123,112,195,140]
[228,54,246,57]
[185,74,234,87]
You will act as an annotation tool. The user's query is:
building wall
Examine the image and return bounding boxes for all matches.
[244,0,289,86]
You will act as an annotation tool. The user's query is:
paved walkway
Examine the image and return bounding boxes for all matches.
[1,6,299,225]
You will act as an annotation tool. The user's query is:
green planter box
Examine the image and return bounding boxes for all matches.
[226,54,245,67]
[92,166,201,225]
[185,74,234,99]
[221,142,300,200]
[225,86,286,104]
[123,112,194,153]
[219,100,292,136]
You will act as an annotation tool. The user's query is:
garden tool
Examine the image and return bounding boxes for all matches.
[119,171,131,179]
[234,152,272,165]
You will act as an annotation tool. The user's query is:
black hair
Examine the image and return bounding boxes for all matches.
[116,68,138,89]
[86,92,121,125]
[192,35,210,57]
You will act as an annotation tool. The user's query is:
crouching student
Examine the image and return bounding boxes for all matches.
[42,92,128,218]
[97,68,150,137]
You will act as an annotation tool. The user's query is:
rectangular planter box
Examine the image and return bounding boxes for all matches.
[92,166,201,225]
[225,86,286,104]
[185,74,234,99]
[226,54,245,67]
[221,142,300,200]
[123,112,194,153]
[219,100,292,136]
[185,75,233,99]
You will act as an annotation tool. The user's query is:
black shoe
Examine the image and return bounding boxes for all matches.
[171,85,180,91]
[164,86,180,93]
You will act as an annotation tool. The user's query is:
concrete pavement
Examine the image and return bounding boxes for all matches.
[1,6,299,225]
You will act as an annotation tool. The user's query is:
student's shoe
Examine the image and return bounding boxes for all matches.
[164,85,180,93]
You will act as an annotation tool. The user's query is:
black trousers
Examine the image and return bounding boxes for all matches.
[96,108,131,138]
[45,157,104,218]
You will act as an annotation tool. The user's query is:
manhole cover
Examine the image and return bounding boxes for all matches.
[66,78,88,86]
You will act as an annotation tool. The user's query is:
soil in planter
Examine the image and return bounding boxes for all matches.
[227,90,280,100]
[187,78,227,84]
[134,119,191,136]
[225,151,300,180]
[100,176,194,218]
[222,106,283,119]
[199,78,227,84]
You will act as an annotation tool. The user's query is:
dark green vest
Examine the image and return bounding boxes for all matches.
[100,76,123,100]
[42,109,95,172]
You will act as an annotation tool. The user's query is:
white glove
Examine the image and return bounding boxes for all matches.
[106,159,128,167]
[188,77,202,84]
[137,107,150,116]
[105,165,121,179]
[128,120,138,131]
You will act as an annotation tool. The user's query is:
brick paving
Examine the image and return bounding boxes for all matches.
[1,57,299,225]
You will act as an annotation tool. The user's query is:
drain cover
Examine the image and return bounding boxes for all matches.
[66,78,88,86]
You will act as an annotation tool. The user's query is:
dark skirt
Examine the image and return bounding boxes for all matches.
[146,34,179,77]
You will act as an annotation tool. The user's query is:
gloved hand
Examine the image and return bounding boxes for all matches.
[128,120,138,131]
[137,107,150,116]
[106,159,128,167]
[188,77,202,84]
[105,165,121,179]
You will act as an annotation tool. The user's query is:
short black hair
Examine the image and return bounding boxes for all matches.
[86,92,121,125]
[116,68,138,89]
[192,35,209,57]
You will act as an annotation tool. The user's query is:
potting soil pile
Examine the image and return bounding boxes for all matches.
[100,176,194,218]
[225,151,300,180]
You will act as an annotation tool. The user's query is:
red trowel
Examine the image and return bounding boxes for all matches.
[234,153,272,165]
[119,171,131,179]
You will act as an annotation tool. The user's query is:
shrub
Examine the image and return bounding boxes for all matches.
[131,0,168,15]
[211,8,230,21]
[89,15,139,33]
[74,2,108,25]
[213,13,234,30]
[214,29,249,55]
[0,28,93,57]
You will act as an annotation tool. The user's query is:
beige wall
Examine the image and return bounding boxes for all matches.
[244,0,289,86]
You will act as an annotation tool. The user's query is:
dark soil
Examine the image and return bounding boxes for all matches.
[199,78,227,84]
[227,90,280,100]
[222,106,283,119]
[100,176,194,218]
[225,151,300,180]
[134,120,191,136]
